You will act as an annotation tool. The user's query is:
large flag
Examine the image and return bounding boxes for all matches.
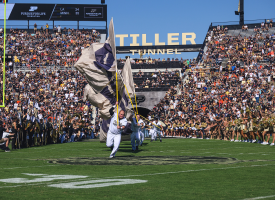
[76,18,119,119]
[74,18,135,142]
[83,71,126,120]
[99,59,135,142]
[121,58,135,98]
[74,18,116,94]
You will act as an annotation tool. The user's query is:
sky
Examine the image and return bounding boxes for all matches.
[1,0,275,60]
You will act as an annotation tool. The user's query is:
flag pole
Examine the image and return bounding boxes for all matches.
[117,70,138,122]
[134,93,138,114]
[111,17,119,127]
[139,114,162,130]
[116,69,119,126]
[124,83,138,122]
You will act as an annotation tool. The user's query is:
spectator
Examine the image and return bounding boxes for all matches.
[34,23,37,33]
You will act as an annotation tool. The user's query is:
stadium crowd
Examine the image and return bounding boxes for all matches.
[133,69,180,89]
[0,68,101,151]
[1,22,275,152]
[0,27,101,69]
[148,25,275,145]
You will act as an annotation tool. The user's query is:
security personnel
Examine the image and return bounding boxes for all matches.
[46,118,53,144]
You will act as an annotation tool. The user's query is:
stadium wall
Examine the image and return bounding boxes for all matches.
[135,91,166,110]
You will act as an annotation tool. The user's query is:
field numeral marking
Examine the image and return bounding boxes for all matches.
[0,174,147,189]
[0,174,87,184]
[48,179,148,189]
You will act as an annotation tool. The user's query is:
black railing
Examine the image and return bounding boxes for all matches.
[210,18,275,30]
[135,87,171,92]
[118,61,183,69]
[0,22,107,34]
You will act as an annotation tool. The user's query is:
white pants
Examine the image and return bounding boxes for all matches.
[106,131,121,157]
[149,129,154,136]
[131,131,140,150]
[139,131,144,145]
[151,130,161,141]
[151,130,155,140]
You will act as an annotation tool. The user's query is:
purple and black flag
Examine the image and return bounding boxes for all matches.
[74,19,135,142]
[74,19,116,94]
[99,59,134,142]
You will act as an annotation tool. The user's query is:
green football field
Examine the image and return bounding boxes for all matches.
[1,138,275,200]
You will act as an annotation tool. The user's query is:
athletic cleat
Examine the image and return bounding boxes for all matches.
[270,143,275,146]
[160,140,162,142]
[5,147,10,152]
[109,155,115,158]
[230,139,234,142]
[234,140,239,142]
[252,140,257,143]
[261,141,268,145]
[136,146,139,151]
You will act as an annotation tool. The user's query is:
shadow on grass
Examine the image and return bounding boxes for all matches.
[118,149,145,153]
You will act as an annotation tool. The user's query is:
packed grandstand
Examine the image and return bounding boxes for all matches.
[1,19,275,150]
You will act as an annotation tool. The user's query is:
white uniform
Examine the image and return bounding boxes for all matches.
[139,120,145,145]
[151,121,162,141]
[149,128,154,136]
[131,118,144,150]
[106,113,127,158]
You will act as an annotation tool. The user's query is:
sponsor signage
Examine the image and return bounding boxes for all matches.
[51,4,106,21]
[8,4,55,20]
[0,3,107,21]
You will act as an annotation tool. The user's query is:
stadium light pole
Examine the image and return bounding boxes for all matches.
[235,0,244,25]
[239,0,244,25]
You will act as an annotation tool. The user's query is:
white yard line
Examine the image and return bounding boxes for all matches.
[242,195,275,200]
[105,164,275,179]
[1,163,275,189]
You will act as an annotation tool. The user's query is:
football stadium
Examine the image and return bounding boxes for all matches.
[1,0,275,199]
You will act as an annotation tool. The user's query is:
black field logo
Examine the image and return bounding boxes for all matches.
[131,95,145,105]
[49,156,239,166]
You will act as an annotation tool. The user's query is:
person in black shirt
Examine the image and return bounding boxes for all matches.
[21,117,28,148]
[39,119,44,145]
[61,122,69,143]
[46,118,53,144]
[11,119,20,149]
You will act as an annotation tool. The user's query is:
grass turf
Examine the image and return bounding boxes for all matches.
[1,138,275,200]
